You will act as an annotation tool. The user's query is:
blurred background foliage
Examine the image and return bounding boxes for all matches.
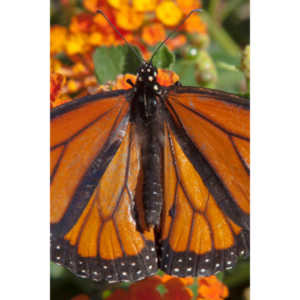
[50,0,249,299]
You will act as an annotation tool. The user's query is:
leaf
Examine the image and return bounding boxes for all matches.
[93,45,143,84]
[151,45,175,69]
[173,61,198,86]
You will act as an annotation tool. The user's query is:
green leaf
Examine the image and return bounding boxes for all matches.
[223,258,250,288]
[93,45,143,84]
[151,45,175,69]
[173,61,198,86]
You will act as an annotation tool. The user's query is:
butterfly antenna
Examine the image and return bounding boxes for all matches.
[96,10,144,63]
[150,9,203,63]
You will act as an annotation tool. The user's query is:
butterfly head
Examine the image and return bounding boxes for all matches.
[136,62,162,95]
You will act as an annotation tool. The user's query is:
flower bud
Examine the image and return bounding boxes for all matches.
[241,45,250,81]
[195,50,217,88]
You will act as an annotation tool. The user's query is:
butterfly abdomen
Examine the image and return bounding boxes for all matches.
[141,113,164,227]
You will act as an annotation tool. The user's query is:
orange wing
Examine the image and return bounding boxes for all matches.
[51,91,157,282]
[159,87,249,277]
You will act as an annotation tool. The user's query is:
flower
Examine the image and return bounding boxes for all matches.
[65,33,90,56]
[83,0,102,12]
[184,14,207,34]
[115,6,144,31]
[50,0,205,101]
[50,73,65,102]
[197,276,229,300]
[164,277,193,300]
[156,69,180,86]
[133,0,157,12]
[105,288,130,300]
[128,276,162,300]
[156,1,183,27]
[113,74,137,90]
[70,13,94,33]
[166,35,187,50]
[177,0,201,15]
[50,25,67,54]
[142,23,166,46]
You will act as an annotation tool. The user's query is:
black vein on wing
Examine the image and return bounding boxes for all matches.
[229,135,250,175]
[169,97,249,141]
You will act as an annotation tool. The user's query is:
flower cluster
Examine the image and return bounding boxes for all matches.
[50,0,207,101]
[70,275,229,300]
[51,68,179,107]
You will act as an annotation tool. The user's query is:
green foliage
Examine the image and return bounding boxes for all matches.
[93,45,143,84]
[151,44,175,69]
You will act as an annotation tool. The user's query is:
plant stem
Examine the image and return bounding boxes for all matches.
[201,11,241,57]
[221,0,245,21]
[208,0,220,20]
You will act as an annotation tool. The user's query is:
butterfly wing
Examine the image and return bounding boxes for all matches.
[159,86,249,277]
[51,91,158,282]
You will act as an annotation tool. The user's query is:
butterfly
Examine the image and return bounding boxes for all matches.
[51,10,249,283]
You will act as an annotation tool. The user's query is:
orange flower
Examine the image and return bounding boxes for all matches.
[50,25,67,54]
[113,74,137,90]
[115,6,144,31]
[50,73,65,102]
[88,32,104,46]
[177,0,201,15]
[164,278,193,300]
[105,288,130,300]
[70,13,94,33]
[166,34,187,50]
[142,23,166,46]
[93,7,114,29]
[184,15,207,34]
[156,1,183,27]
[133,0,157,12]
[157,69,180,86]
[71,294,89,300]
[83,0,101,12]
[197,276,229,300]
[128,276,162,300]
[71,61,90,76]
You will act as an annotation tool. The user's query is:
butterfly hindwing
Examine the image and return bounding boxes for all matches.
[51,92,158,282]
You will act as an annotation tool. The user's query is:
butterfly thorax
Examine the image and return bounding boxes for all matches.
[132,61,163,121]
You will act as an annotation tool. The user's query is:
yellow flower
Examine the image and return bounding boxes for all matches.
[115,6,144,31]
[107,0,123,9]
[156,1,182,27]
[66,33,89,55]
[50,25,67,54]
[88,32,103,46]
[133,0,157,12]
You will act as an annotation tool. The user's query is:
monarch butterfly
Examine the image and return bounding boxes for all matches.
[51,10,249,283]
